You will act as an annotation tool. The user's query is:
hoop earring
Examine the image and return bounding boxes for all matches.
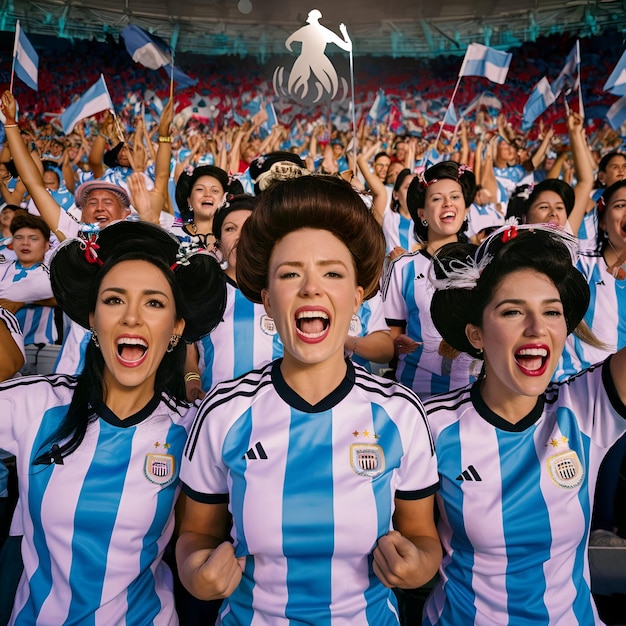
[167,334,181,353]
[219,260,228,271]
[90,327,100,348]
[421,219,428,227]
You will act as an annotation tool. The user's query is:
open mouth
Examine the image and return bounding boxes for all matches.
[295,309,330,342]
[441,211,456,223]
[116,336,148,365]
[514,346,549,376]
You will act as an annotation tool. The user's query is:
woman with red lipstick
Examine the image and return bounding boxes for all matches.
[0,220,226,624]
[421,223,626,626]
[176,175,442,625]
[383,160,482,400]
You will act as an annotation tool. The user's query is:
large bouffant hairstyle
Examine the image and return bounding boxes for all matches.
[236,175,385,303]
[406,161,475,243]
[430,227,589,358]
[39,221,227,465]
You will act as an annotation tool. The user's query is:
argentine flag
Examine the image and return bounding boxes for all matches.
[13,21,38,91]
[607,94,626,130]
[60,75,114,134]
[121,24,197,88]
[459,43,511,85]
[604,49,626,97]
[522,77,556,131]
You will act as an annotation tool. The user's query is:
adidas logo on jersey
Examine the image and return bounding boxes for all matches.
[456,465,482,481]
[414,273,425,280]
[242,442,268,460]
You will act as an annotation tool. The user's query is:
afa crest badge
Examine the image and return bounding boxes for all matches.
[350,444,384,478]
[547,449,583,489]
[144,453,177,486]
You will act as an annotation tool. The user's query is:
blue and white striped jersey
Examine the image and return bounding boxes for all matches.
[382,210,414,254]
[0,306,25,362]
[422,361,626,626]
[0,260,56,345]
[0,374,197,625]
[382,250,480,399]
[53,315,90,376]
[348,292,390,373]
[554,251,624,381]
[182,359,439,625]
[197,277,283,392]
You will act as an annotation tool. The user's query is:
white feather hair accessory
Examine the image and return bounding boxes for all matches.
[429,219,580,291]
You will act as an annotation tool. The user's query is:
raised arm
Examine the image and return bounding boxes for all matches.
[565,112,594,235]
[87,111,115,179]
[1,91,63,235]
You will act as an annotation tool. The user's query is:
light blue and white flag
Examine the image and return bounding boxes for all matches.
[13,21,38,90]
[551,41,580,97]
[60,75,113,134]
[607,94,626,130]
[443,103,458,127]
[121,24,197,88]
[522,77,556,131]
[604,49,626,96]
[367,90,391,124]
[459,43,511,84]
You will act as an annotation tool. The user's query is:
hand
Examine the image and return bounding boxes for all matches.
[393,333,420,356]
[127,172,154,221]
[159,98,174,137]
[373,530,426,589]
[1,91,17,123]
[387,246,407,262]
[182,542,245,600]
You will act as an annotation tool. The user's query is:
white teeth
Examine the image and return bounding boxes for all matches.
[517,348,547,357]
[441,212,455,219]
[117,337,148,348]
[296,310,329,320]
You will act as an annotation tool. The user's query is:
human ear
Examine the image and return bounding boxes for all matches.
[465,323,483,351]
[261,288,271,317]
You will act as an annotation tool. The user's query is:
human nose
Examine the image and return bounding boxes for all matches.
[523,311,546,337]
[121,300,141,326]
[299,271,322,297]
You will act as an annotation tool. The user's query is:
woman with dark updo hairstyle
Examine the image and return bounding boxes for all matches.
[423,223,626,625]
[383,160,480,399]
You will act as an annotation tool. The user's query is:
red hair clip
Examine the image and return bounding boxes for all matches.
[81,236,103,266]
[501,225,518,243]
[597,196,607,215]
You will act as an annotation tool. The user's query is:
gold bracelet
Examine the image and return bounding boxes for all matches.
[184,372,202,384]
[158,136,172,143]
[3,123,17,128]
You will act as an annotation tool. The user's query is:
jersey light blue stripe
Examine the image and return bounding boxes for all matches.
[436,421,477,625]
[558,410,595,625]
[283,408,333,624]
[14,405,69,626]
[222,407,255,625]
[233,288,255,376]
[399,264,422,388]
[496,427,550,624]
[398,214,412,252]
[66,421,134,623]
[365,403,403,624]
[201,336,216,392]
[126,421,188,625]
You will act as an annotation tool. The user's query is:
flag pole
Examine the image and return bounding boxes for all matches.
[427,74,462,164]
[10,21,20,93]
[343,26,357,167]
[576,40,585,119]
[169,56,175,103]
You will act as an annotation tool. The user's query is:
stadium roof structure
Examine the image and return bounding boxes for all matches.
[3,0,626,58]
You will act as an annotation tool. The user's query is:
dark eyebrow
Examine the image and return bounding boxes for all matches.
[101,287,170,298]
[494,297,562,309]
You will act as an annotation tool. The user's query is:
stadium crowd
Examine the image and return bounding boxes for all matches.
[0,21,625,626]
